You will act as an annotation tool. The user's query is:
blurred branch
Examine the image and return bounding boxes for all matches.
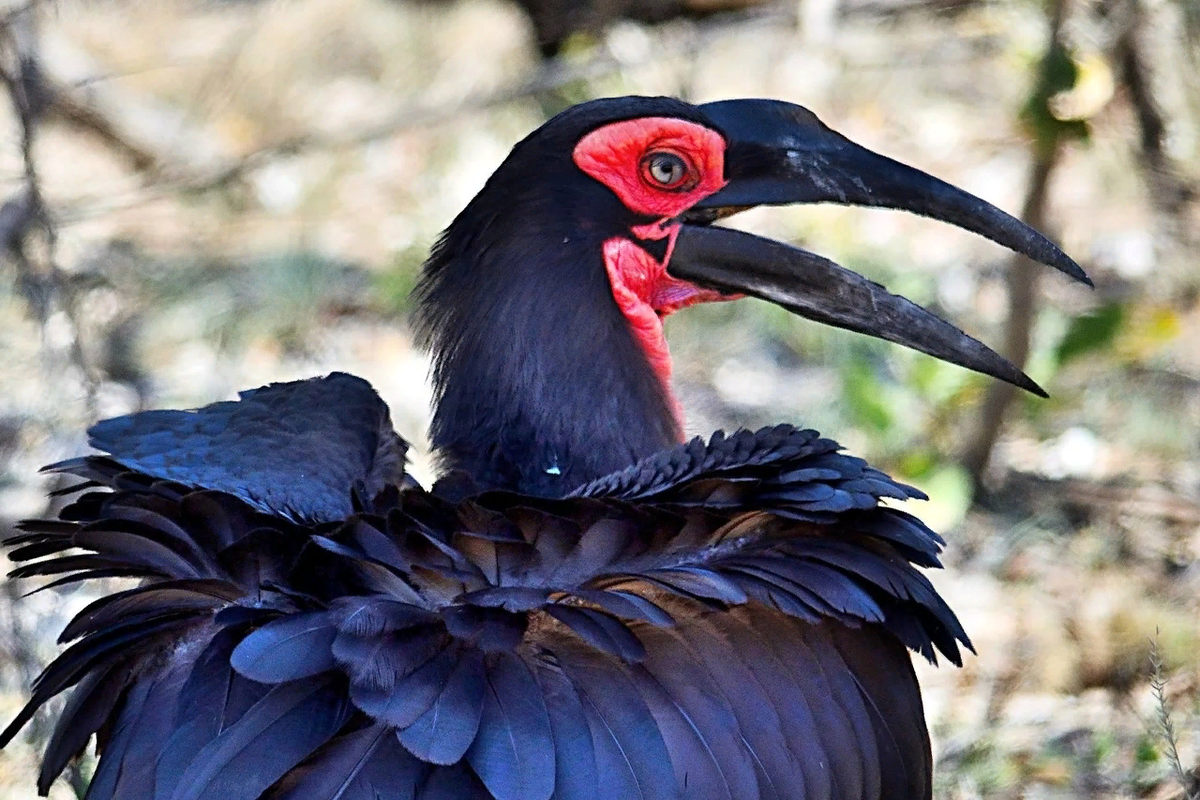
[961,0,1075,490]
[0,0,97,413]
[45,53,633,223]
[0,58,166,174]
[177,54,633,194]
[1110,0,1198,224]
[46,6,793,223]
[502,0,778,59]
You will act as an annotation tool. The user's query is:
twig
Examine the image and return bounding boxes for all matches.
[0,58,165,173]
[1149,630,1197,800]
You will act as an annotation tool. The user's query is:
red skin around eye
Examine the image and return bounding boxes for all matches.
[572,117,726,217]
[573,117,739,439]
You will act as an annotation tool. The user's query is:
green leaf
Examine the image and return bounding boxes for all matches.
[1021,40,1091,151]
[1055,302,1125,365]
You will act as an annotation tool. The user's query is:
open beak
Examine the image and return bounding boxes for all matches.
[668,98,1091,397]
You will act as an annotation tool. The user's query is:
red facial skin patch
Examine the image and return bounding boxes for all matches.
[573,117,739,439]
[573,117,727,217]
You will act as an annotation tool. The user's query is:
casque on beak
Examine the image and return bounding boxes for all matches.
[668,98,1090,398]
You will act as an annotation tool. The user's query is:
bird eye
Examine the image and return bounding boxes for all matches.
[641,151,694,190]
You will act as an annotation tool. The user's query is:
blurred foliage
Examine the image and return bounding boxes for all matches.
[1021,38,1091,153]
[843,356,896,432]
[375,243,430,316]
[1055,302,1124,366]
[128,250,370,355]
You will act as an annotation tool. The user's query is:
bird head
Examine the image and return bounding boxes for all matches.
[415,96,1087,496]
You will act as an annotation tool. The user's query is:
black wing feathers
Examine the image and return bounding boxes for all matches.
[169,676,351,800]
[36,661,131,795]
[6,420,966,799]
[465,651,555,800]
[84,373,409,523]
[266,724,393,800]
[395,645,487,765]
[529,658,597,800]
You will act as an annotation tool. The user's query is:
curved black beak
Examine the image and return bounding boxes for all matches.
[667,98,1090,395]
[671,225,1048,396]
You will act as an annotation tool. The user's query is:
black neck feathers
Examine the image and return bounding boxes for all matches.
[413,98,719,497]
[413,167,679,498]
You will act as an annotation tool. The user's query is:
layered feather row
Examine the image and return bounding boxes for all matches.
[3,425,969,800]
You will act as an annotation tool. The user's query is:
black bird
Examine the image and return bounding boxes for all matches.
[1,97,1086,800]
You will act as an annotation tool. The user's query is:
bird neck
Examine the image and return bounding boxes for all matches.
[414,214,683,498]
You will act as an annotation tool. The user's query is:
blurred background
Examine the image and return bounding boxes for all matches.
[0,0,1198,796]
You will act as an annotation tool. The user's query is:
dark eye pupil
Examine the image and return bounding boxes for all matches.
[649,154,684,185]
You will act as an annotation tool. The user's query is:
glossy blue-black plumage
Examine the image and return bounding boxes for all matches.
[2,375,968,800]
[85,372,408,522]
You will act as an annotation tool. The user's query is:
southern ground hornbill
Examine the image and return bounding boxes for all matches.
[1,96,1087,800]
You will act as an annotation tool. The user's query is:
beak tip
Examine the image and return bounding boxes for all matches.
[1055,255,1093,288]
[1026,380,1050,399]
[1009,368,1048,397]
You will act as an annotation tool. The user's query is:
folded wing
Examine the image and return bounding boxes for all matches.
[84,372,409,522]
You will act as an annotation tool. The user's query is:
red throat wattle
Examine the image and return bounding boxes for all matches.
[573,117,737,439]
[601,229,731,435]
